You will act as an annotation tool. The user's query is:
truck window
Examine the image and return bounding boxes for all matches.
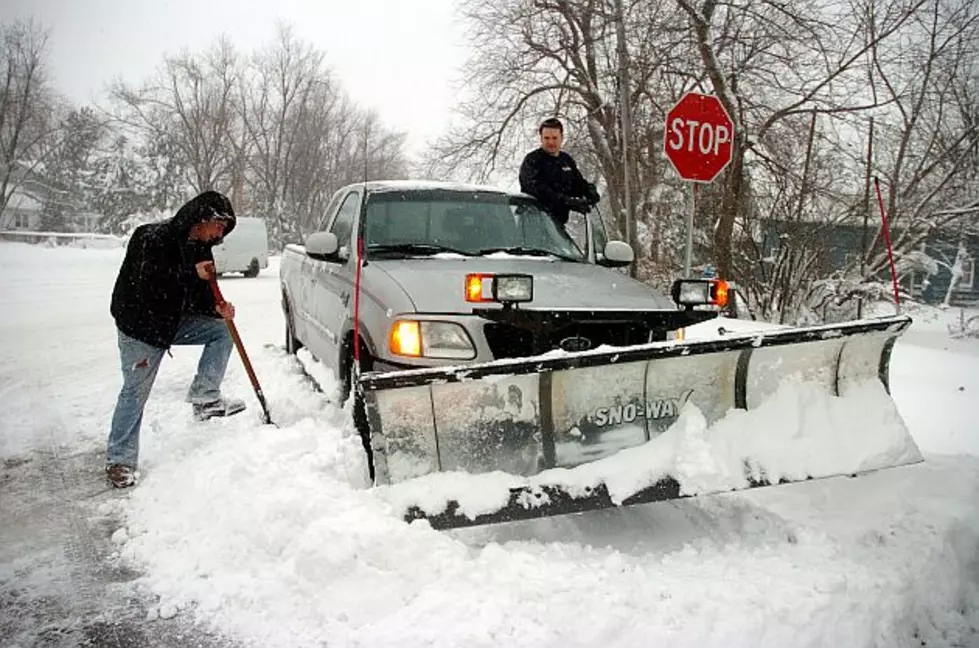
[362,190,585,261]
[564,212,589,257]
[330,192,360,257]
[314,190,345,233]
[589,210,609,258]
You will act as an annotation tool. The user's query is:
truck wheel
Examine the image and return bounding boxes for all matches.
[342,338,374,481]
[243,258,260,278]
[283,296,303,355]
[350,375,374,482]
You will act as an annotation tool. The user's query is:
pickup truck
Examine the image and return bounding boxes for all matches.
[278,180,721,472]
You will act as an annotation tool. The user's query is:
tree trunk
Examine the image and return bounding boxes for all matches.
[714,135,744,279]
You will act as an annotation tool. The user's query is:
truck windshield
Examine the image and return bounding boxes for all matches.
[362,189,585,261]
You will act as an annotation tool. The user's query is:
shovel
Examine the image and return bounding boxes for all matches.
[208,277,275,426]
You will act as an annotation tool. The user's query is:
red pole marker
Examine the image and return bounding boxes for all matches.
[873,177,901,313]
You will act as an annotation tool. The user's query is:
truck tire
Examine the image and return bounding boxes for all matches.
[341,335,374,481]
[243,258,260,278]
[282,294,303,355]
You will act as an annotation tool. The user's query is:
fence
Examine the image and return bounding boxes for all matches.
[0,230,128,249]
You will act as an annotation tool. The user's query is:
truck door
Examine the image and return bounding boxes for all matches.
[305,190,361,372]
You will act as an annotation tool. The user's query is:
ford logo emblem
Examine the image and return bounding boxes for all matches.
[559,336,593,352]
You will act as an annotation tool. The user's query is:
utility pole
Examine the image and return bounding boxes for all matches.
[615,0,637,276]
[858,117,874,318]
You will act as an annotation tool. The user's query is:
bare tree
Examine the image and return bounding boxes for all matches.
[860,0,979,278]
[426,0,692,278]
[242,26,409,246]
[37,106,108,231]
[736,0,979,321]
[673,0,939,286]
[241,25,330,240]
[0,18,59,227]
[110,37,241,196]
[289,103,409,235]
[430,0,977,323]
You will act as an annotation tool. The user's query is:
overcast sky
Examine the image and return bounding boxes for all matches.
[0,0,468,159]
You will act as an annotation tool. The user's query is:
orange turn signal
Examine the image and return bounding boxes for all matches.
[390,320,422,357]
[465,273,493,302]
[712,280,729,308]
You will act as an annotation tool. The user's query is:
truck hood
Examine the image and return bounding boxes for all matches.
[372,257,676,313]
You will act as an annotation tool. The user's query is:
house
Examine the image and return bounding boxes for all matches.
[757,216,978,307]
[1,186,44,230]
[0,162,104,233]
[0,162,49,231]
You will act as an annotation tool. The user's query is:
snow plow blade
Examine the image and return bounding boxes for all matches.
[359,315,922,530]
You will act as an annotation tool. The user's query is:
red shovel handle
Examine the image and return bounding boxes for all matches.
[207,277,274,425]
[208,276,227,306]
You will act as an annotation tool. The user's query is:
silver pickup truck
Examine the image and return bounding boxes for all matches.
[278,180,916,529]
[280,180,717,378]
[278,181,720,464]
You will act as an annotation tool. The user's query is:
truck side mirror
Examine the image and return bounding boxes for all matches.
[305,232,339,260]
[597,240,633,267]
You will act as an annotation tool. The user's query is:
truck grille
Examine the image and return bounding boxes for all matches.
[483,320,652,359]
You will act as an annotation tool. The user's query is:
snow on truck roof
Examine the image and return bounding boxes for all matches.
[354,179,529,197]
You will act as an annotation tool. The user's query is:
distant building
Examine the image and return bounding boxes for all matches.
[0,163,49,230]
[0,162,104,232]
[758,217,978,307]
[2,186,44,230]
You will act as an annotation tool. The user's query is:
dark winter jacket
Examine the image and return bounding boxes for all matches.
[519,148,599,225]
[110,191,236,349]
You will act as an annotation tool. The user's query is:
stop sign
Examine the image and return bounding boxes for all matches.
[663,92,734,183]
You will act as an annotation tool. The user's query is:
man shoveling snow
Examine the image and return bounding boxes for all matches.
[105,191,247,489]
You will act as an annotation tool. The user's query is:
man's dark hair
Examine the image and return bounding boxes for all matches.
[538,117,563,134]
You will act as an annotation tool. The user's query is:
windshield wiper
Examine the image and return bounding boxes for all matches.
[477,246,581,262]
[367,243,474,257]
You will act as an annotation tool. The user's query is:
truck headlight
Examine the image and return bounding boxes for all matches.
[671,279,729,309]
[389,320,476,359]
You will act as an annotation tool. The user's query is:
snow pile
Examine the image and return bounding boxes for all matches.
[682,314,787,340]
[105,379,979,648]
[378,378,922,520]
[3,242,979,648]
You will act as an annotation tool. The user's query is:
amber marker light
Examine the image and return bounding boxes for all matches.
[390,320,422,357]
[712,280,729,308]
[465,273,493,302]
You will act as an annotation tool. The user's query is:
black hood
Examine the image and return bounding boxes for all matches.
[168,190,237,243]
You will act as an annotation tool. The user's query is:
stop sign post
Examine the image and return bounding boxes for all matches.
[663,92,734,276]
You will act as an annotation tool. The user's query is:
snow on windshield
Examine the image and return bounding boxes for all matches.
[363,190,585,260]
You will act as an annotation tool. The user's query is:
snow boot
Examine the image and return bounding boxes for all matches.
[106,463,137,488]
[193,397,247,421]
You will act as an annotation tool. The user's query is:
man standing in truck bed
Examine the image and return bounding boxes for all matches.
[519,117,600,227]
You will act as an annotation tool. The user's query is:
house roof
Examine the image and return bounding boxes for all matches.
[5,187,44,212]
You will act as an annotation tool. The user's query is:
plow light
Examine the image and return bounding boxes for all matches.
[672,278,729,309]
[466,273,533,305]
[493,274,533,302]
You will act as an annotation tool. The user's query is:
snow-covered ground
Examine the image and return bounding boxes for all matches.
[2,241,979,648]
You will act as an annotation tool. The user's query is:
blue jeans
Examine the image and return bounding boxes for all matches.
[107,315,233,467]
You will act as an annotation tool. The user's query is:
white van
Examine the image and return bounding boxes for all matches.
[212,216,269,278]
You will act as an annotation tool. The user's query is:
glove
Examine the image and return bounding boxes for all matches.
[585,183,601,205]
[565,196,591,213]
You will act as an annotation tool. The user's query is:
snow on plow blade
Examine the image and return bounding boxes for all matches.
[359,315,922,530]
